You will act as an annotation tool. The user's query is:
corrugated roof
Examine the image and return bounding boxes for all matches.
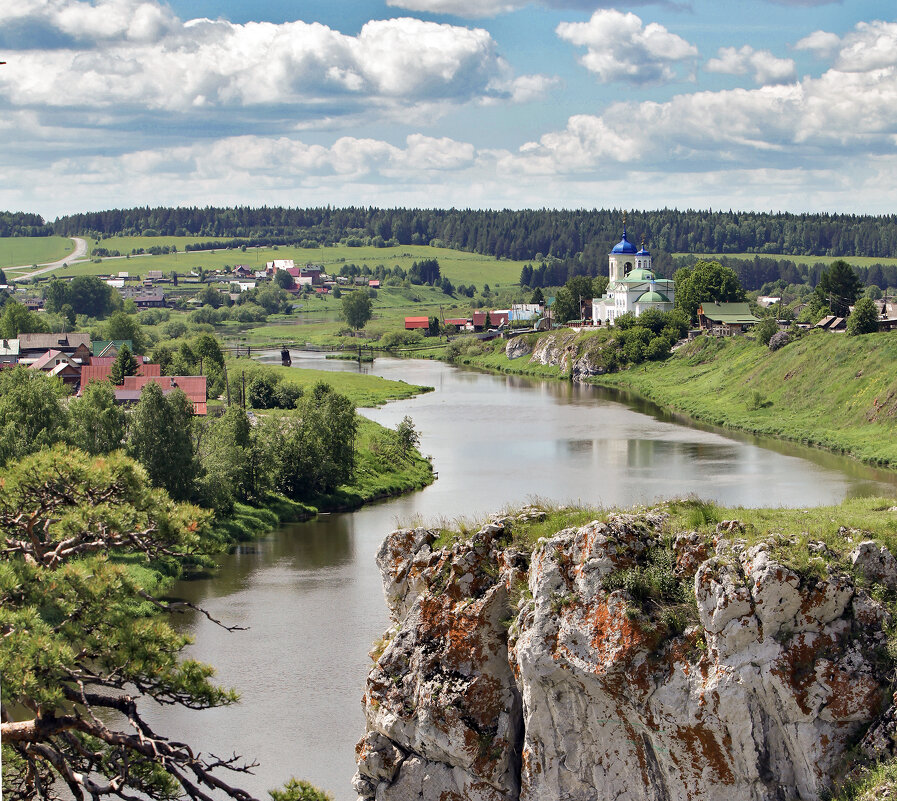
[405,316,430,329]
[699,302,760,324]
[19,333,90,351]
[444,318,468,326]
[92,339,132,356]
[123,375,207,403]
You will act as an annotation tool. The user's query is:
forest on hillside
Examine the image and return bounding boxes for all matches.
[36,206,897,261]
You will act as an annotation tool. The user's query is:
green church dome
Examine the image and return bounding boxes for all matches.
[624,268,655,281]
[636,290,670,304]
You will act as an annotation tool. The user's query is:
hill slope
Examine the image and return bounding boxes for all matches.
[595,330,897,467]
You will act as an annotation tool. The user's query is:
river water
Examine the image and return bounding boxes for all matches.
[151,354,897,800]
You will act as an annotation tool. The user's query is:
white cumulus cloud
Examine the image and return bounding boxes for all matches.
[556,10,698,85]
[795,29,842,59]
[0,0,177,43]
[0,1,549,115]
[706,45,796,85]
[385,0,687,19]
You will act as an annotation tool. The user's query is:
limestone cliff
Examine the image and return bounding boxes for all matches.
[354,508,897,801]
[523,331,618,381]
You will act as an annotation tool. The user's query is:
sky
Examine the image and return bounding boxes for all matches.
[2,0,897,219]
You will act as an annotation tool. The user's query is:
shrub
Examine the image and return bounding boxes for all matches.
[768,331,790,351]
[755,317,778,346]
[623,338,646,364]
[645,336,671,361]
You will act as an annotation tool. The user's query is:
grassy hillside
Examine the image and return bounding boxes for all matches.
[595,330,897,467]
[0,236,77,270]
[55,239,528,288]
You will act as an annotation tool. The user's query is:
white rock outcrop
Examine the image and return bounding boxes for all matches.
[355,514,895,801]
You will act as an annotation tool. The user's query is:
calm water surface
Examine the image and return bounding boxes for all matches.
[151,354,897,800]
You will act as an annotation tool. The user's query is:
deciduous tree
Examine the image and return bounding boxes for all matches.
[341,290,373,332]
[128,382,199,501]
[847,297,880,335]
[674,260,745,322]
[68,380,126,454]
[0,367,67,466]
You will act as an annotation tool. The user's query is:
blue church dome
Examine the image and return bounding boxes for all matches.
[636,246,650,256]
[611,233,638,255]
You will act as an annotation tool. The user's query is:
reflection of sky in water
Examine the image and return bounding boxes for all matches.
[152,355,897,801]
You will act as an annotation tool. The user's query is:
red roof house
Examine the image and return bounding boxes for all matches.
[405,316,430,330]
[80,361,161,390]
[119,375,207,415]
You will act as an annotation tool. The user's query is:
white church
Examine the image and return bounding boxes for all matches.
[591,222,675,325]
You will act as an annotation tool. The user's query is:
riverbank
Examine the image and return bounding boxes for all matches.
[213,361,436,544]
[439,328,897,470]
[593,331,897,468]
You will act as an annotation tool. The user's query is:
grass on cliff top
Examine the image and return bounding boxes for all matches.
[226,357,432,407]
[428,496,897,581]
[831,758,897,801]
[594,329,897,468]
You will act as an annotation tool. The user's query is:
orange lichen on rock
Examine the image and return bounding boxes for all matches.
[674,722,736,785]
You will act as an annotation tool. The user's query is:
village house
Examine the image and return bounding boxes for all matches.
[80,360,161,389]
[116,375,207,415]
[698,302,761,335]
[266,259,295,272]
[92,340,132,358]
[134,291,166,308]
[0,338,19,365]
[29,350,81,386]
[302,265,324,285]
[405,316,430,331]
[18,333,91,364]
[815,315,847,332]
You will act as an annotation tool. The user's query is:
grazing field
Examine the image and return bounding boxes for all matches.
[675,252,897,268]
[48,238,529,288]
[0,236,78,271]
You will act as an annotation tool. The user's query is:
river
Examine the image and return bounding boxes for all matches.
[150,354,897,800]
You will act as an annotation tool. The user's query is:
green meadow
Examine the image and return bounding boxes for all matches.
[224,357,432,407]
[49,238,529,288]
[0,236,79,272]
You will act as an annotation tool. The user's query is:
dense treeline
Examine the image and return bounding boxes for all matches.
[46,206,897,260]
[676,254,897,293]
[0,210,53,236]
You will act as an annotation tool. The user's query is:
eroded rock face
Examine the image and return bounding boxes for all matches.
[356,514,895,801]
[527,331,614,381]
[505,338,532,360]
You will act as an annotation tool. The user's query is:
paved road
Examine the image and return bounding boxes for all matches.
[12,237,89,281]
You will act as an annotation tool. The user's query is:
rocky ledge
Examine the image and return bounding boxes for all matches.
[354,509,897,801]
